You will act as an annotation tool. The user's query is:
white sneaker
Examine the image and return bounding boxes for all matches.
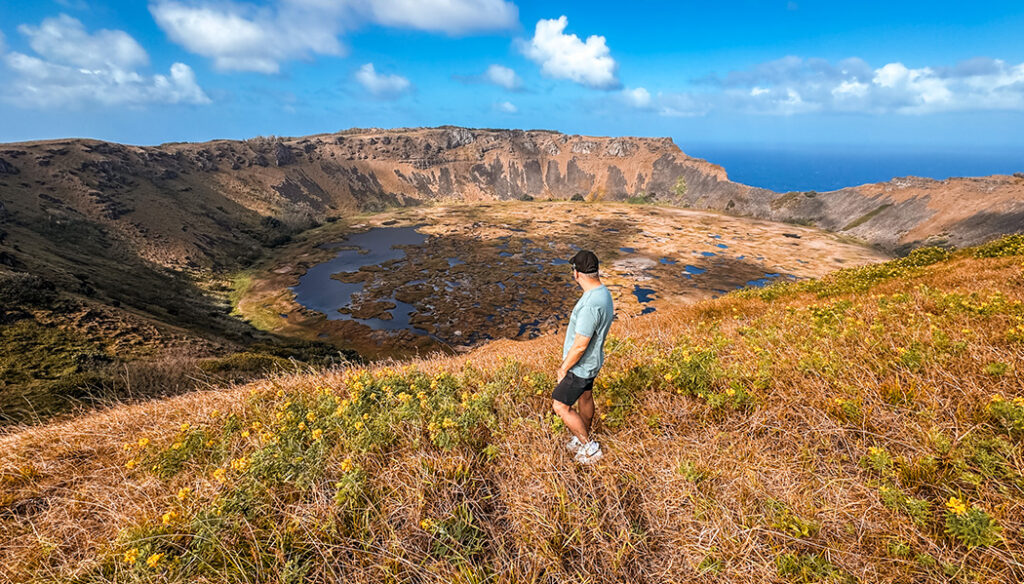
[574,441,603,464]
[565,436,583,454]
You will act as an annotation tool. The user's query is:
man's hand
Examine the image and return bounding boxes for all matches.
[557,334,591,384]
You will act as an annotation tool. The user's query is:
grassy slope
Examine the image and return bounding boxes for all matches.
[2,237,1023,583]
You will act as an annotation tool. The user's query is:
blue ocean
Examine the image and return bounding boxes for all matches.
[683,144,1024,193]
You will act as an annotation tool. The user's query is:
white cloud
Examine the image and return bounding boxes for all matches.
[355,62,411,97]
[150,0,347,73]
[150,0,519,73]
[1,15,209,108]
[622,86,651,108]
[484,64,520,90]
[354,0,518,35]
[520,15,619,90]
[641,56,1024,116]
[496,100,517,113]
[19,14,148,69]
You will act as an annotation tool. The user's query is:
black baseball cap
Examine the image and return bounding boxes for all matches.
[569,250,599,274]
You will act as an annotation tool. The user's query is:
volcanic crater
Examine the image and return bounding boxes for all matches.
[236,201,889,358]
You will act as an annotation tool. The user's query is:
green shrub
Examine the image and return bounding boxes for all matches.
[776,552,855,584]
[860,446,894,476]
[983,361,1009,376]
[768,500,820,539]
[987,395,1024,437]
[944,497,1002,548]
[886,538,912,558]
[973,234,1024,258]
[879,485,931,527]
[0,272,58,308]
[662,345,717,396]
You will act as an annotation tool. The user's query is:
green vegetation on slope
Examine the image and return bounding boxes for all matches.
[2,236,1023,583]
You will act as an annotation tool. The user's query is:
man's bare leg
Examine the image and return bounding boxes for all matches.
[552,400,589,444]
[577,390,594,436]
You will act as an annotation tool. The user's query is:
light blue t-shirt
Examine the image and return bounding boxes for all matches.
[562,284,615,379]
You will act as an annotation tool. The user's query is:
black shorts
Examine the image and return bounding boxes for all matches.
[552,371,595,406]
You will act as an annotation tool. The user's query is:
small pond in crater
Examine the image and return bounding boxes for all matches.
[291,227,429,334]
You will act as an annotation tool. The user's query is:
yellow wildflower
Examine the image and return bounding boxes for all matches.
[176,488,190,501]
[171,442,182,450]
[179,422,190,432]
[442,417,456,429]
[162,511,177,526]
[306,411,316,422]
[312,429,324,440]
[397,392,412,404]
[354,421,364,431]
[125,459,137,469]
[230,457,249,472]
[146,553,164,568]
[241,430,250,438]
[664,373,674,382]
[213,468,227,483]
[420,518,434,530]
[990,394,1004,403]
[123,548,139,565]
[341,458,354,472]
[210,409,220,418]
[137,437,150,448]
[726,387,736,397]
[298,422,307,431]
[946,496,968,517]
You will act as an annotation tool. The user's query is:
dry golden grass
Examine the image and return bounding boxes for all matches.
[2,240,1023,584]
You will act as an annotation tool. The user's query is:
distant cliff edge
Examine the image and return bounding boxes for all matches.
[1,126,1021,277]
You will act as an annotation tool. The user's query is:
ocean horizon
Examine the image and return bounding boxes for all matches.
[684,143,1024,193]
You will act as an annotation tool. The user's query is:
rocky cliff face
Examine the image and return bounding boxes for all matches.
[0,127,768,274]
[763,175,1024,252]
[0,126,1021,286]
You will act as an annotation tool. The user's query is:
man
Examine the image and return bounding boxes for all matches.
[552,250,615,464]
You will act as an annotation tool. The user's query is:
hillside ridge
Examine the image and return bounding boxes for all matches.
[2,235,1022,583]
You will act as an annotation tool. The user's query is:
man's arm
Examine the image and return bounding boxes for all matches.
[557,333,591,382]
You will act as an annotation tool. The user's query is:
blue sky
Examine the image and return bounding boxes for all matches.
[1,0,1023,151]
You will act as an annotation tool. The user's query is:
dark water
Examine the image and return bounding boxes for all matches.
[686,144,1024,192]
[291,227,428,332]
[634,284,657,315]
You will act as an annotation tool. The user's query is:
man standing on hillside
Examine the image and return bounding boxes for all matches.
[552,250,615,464]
